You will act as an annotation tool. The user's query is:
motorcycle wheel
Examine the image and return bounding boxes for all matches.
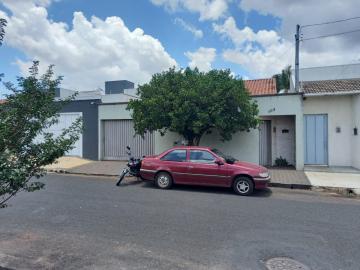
[116,170,127,186]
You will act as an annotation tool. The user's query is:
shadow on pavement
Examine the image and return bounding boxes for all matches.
[140,181,273,197]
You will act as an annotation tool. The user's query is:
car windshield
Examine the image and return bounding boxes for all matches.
[211,148,237,164]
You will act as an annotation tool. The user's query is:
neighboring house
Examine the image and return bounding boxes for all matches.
[98,82,154,160]
[53,88,102,160]
[301,77,360,170]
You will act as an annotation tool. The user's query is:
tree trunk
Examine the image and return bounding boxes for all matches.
[194,136,201,146]
[187,137,194,146]
[186,135,202,146]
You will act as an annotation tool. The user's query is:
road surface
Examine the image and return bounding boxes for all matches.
[0,174,359,270]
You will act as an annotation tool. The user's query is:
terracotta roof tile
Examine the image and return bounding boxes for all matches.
[302,78,360,94]
[0,99,6,104]
[244,78,277,96]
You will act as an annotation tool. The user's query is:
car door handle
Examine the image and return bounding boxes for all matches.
[188,166,194,169]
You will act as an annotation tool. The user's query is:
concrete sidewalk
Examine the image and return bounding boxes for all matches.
[45,157,127,176]
[305,171,360,194]
[46,157,311,188]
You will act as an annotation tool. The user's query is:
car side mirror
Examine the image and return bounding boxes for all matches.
[215,159,224,165]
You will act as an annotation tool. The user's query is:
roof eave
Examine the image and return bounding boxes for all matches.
[303,91,360,97]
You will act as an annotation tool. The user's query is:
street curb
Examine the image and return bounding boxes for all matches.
[269,182,312,190]
[312,186,360,198]
[47,169,118,178]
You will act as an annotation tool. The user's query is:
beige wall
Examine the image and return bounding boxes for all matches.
[303,95,353,167]
[352,95,360,169]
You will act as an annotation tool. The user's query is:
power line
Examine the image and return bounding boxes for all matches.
[301,16,360,28]
[301,28,360,41]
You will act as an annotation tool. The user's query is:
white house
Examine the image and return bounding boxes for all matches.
[299,65,360,170]
[97,78,305,170]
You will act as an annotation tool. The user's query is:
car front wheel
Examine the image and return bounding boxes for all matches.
[233,176,254,196]
[155,172,173,189]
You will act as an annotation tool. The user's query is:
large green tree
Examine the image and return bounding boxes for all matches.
[0,62,82,208]
[128,68,259,146]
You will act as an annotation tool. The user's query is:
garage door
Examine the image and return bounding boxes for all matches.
[103,120,154,160]
[46,113,83,157]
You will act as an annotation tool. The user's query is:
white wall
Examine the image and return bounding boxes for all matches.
[255,94,304,170]
[262,116,296,166]
[98,104,132,120]
[155,94,304,169]
[155,129,260,164]
[290,64,360,89]
[352,95,360,169]
[303,95,353,167]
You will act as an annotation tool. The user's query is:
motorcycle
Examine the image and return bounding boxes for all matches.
[116,146,142,186]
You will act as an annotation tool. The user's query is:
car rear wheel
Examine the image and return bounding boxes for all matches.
[155,172,173,189]
[233,176,254,196]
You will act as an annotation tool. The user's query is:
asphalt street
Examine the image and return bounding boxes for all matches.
[0,174,360,270]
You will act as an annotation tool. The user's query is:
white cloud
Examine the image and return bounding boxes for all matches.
[150,0,229,21]
[174,18,203,39]
[0,0,177,91]
[237,0,360,71]
[213,14,360,78]
[185,47,216,72]
[213,17,293,77]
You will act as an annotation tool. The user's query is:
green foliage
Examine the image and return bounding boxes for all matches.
[127,67,259,145]
[274,65,291,92]
[0,61,82,208]
[274,156,289,167]
[0,18,6,46]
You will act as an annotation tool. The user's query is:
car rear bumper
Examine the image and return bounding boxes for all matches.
[253,176,271,189]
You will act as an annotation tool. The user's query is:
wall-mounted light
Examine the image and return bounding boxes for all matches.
[336,127,341,133]
[354,127,358,136]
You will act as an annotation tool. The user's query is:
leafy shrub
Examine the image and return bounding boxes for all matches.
[275,156,289,167]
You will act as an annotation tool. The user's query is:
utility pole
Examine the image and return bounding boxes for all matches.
[295,24,300,92]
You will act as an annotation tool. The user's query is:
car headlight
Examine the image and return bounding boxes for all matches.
[259,172,269,178]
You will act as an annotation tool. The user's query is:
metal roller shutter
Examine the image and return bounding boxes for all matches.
[103,120,154,160]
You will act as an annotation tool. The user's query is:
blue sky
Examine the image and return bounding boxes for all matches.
[1,0,359,95]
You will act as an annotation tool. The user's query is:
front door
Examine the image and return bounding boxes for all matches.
[259,120,272,166]
[304,114,328,165]
[187,150,229,186]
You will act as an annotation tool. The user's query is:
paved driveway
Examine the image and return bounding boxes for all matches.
[0,175,360,270]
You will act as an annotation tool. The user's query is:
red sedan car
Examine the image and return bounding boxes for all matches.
[140,146,270,196]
